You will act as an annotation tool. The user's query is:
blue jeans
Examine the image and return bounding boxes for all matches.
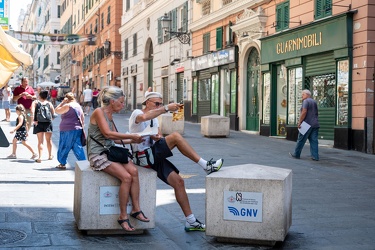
[58,129,86,165]
[293,127,319,160]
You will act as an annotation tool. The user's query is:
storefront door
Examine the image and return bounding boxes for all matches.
[246,49,260,131]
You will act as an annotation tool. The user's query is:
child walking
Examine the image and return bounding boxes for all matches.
[7,104,38,159]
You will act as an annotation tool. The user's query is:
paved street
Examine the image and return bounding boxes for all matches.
[0,105,375,249]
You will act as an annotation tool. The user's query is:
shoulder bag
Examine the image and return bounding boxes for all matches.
[90,120,131,164]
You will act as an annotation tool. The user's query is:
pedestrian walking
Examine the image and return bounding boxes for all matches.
[54,92,86,170]
[82,85,93,115]
[32,90,56,163]
[87,86,149,232]
[7,104,38,159]
[50,87,58,107]
[289,89,320,161]
[92,87,99,109]
[12,77,36,130]
[129,87,223,232]
[2,83,11,122]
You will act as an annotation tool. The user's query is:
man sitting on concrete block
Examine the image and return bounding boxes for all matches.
[129,87,224,232]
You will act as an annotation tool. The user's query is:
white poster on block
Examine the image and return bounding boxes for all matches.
[223,191,263,222]
[99,186,132,215]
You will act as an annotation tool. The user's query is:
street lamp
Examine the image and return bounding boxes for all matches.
[160,13,190,45]
[104,40,123,59]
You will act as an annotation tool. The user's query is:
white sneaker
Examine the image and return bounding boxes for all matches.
[206,158,224,175]
[31,153,38,159]
[184,219,205,232]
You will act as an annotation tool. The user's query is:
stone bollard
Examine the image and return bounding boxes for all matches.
[157,112,184,135]
[201,115,230,137]
[206,164,292,246]
[73,160,157,234]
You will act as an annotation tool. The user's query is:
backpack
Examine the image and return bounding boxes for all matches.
[36,102,52,122]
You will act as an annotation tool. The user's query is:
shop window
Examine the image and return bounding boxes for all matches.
[203,33,210,54]
[211,74,219,114]
[223,69,230,117]
[336,60,349,126]
[275,1,289,32]
[192,78,198,114]
[263,72,271,125]
[315,0,332,20]
[199,78,211,101]
[230,70,237,114]
[216,27,223,50]
[287,68,303,125]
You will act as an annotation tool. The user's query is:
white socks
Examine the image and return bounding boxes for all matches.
[186,213,196,224]
[197,158,207,169]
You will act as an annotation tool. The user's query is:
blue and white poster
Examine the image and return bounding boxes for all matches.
[223,191,263,222]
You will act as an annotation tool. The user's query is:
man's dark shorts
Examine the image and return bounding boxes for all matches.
[151,138,179,185]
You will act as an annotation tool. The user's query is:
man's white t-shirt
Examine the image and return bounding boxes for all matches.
[129,109,159,151]
[83,88,93,102]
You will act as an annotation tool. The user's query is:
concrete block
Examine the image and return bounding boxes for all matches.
[206,164,292,245]
[74,160,157,234]
[157,113,184,135]
[201,115,230,137]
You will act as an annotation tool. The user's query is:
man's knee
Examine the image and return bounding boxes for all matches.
[168,172,185,188]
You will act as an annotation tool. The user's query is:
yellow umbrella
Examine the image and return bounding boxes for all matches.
[0,27,33,88]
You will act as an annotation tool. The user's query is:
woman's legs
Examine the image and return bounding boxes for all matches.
[122,162,149,221]
[45,132,53,159]
[103,162,134,230]
[36,133,44,161]
[58,131,73,165]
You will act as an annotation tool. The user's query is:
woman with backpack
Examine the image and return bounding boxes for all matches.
[32,90,56,163]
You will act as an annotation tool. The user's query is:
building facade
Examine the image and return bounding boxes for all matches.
[257,0,374,153]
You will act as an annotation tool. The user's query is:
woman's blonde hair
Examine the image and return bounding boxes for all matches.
[98,86,124,107]
[65,92,75,102]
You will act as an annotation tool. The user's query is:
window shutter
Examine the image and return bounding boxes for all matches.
[283,2,289,30]
[315,0,323,19]
[276,5,282,31]
[324,0,332,16]
[172,9,177,35]
[157,18,163,44]
[216,27,223,50]
[182,1,188,33]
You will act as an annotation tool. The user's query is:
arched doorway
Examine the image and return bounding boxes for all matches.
[246,48,260,131]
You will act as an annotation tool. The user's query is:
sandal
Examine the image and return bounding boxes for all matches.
[48,155,54,160]
[55,164,66,170]
[35,159,42,163]
[130,211,150,222]
[117,219,135,231]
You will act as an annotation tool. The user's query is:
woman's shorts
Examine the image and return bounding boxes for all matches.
[2,101,10,109]
[33,122,53,134]
[89,153,112,171]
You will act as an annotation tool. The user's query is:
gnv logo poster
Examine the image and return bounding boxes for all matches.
[223,191,263,222]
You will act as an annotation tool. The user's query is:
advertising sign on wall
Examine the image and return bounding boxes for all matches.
[0,0,9,31]
[223,191,263,222]
[99,186,132,215]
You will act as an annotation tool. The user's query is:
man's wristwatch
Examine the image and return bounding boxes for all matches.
[164,105,169,112]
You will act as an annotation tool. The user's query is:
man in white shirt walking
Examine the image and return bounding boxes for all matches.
[2,83,11,122]
[82,85,93,115]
